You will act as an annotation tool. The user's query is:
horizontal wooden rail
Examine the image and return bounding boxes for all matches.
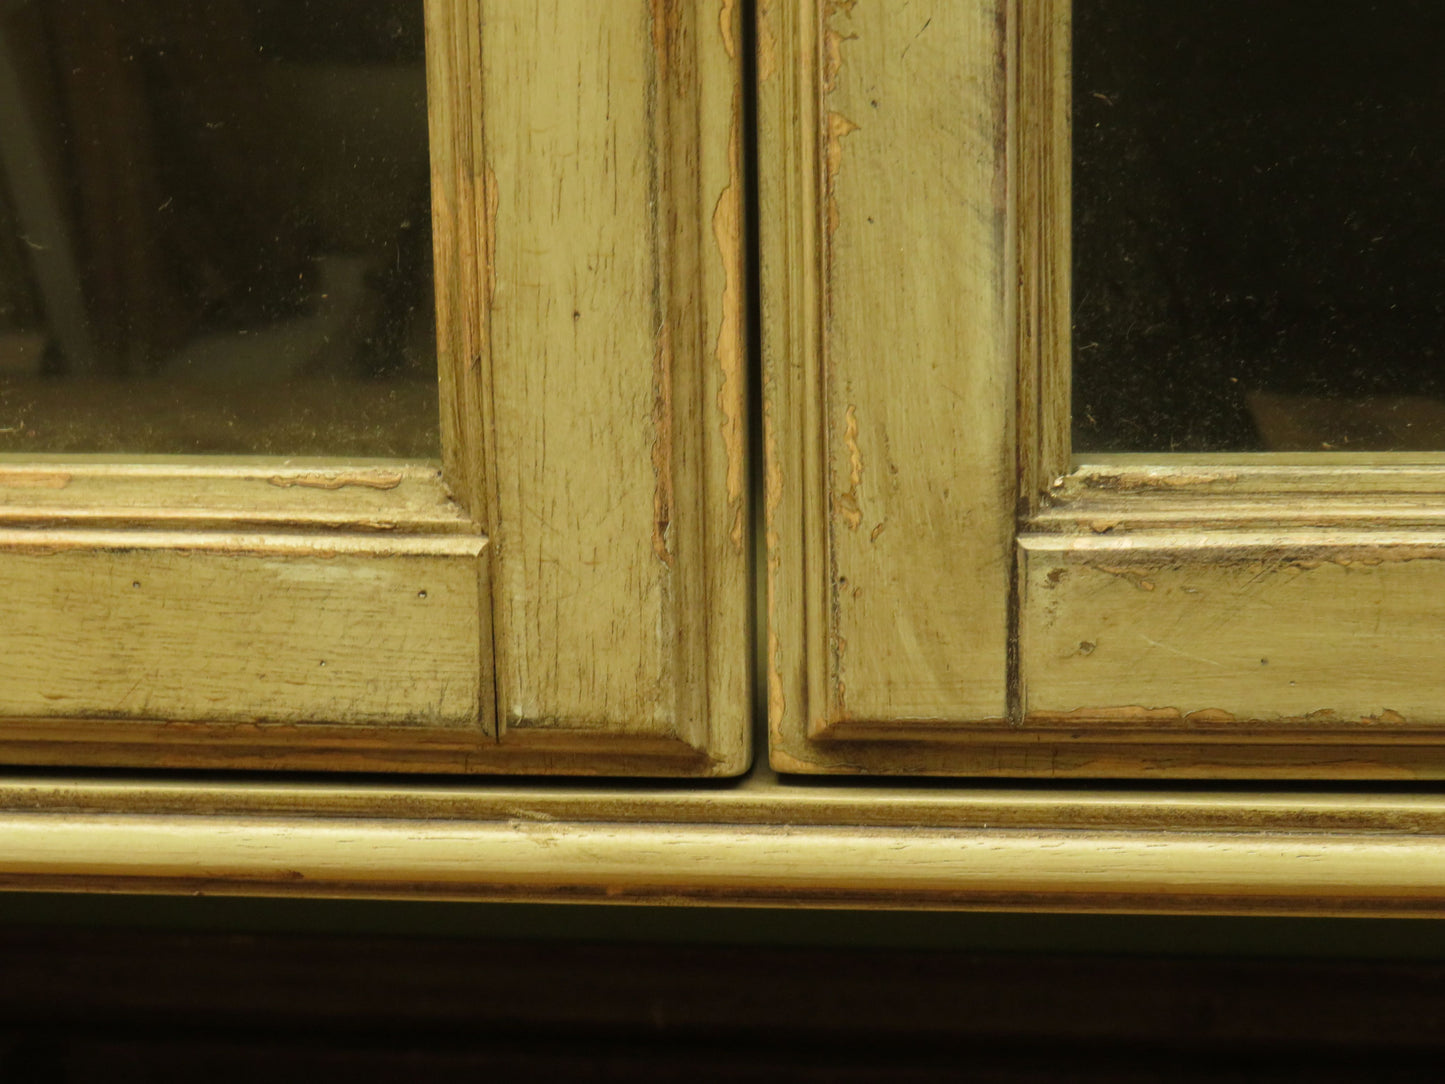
[2,774,1444,915]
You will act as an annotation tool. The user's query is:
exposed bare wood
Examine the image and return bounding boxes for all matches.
[425,0,491,522]
[1016,0,1072,513]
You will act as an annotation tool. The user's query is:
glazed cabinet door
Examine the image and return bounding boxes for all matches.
[763,0,1445,777]
[0,0,747,776]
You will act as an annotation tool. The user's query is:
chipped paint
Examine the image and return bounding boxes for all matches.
[764,372,786,728]
[1182,708,1235,725]
[713,92,746,551]
[482,164,498,308]
[1023,705,1233,727]
[0,471,70,490]
[823,112,859,243]
[768,623,785,729]
[1092,565,1156,591]
[822,0,859,93]
[718,0,737,59]
[756,0,777,81]
[1081,470,1242,493]
[267,471,404,491]
[834,403,863,530]
[650,0,674,80]
[651,323,675,567]
[1025,705,1430,732]
[646,0,678,569]
[823,27,857,93]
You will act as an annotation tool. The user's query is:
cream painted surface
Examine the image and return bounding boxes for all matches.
[482,3,673,733]
[1020,532,1445,734]
[763,0,1014,771]
[0,2,748,776]
[462,0,747,766]
[0,459,470,532]
[818,0,1012,725]
[0,530,484,727]
[764,1,1445,777]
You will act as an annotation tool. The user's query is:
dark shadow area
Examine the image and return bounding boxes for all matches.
[3,922,1445,1080]
[0,0,437,456]
[1074,0,1445,453]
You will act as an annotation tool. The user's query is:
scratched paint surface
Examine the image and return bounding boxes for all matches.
[1021,540,1445,729]
[818,0,1011,723]
[0,541,482,726]
[479,0,746,752]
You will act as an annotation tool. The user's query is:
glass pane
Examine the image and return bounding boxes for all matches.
[0,0,437,456]
[1073,0,1445,453]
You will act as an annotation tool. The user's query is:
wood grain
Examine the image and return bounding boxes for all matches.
[1019,530,1445,758]
[0,2,748,776]
[1016,0,1072,513]
[464,0,747,769]
[764,0,1016,769]
[0,528,485,728]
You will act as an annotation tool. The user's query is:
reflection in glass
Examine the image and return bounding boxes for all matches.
[1073,1,1445,453]
[0,0,437,456]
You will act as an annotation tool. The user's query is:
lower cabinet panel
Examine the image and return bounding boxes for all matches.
[0,531,486,729]
[1015,532,1445,776]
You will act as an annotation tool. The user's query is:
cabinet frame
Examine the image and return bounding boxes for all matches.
[5,2,1445,912]
[1017,0,1445,776]
[765,0,1445,776]
[0,0,749,777]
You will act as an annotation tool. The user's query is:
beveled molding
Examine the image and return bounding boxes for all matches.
[5,772,1445,915]
[426,0,749,775]
[0,458,731,777]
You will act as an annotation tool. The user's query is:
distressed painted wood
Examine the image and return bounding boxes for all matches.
[0,458,470,532]
[0,464,501,772]
[468,0,746,763]
[764,1,1445,777]
[1015,486,1445,775]
[0,1,748,776]
[1016,0,1073,513]
[1021,531,1445,733]
[762,0,1016,771]
[433,0,747,770]
[0,529,485,728]
[1007,4,1445,777]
